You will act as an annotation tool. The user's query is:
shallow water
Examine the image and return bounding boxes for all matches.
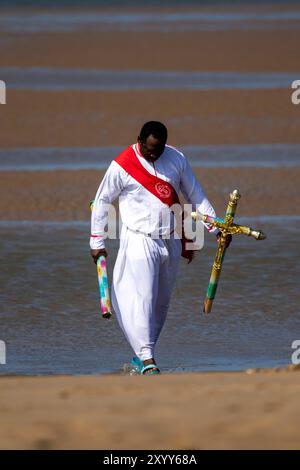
[1,67,298,91]
[0,218,299,375]
[0,144,299,171]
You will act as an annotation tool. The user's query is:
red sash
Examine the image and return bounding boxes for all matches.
[114,145,192,259]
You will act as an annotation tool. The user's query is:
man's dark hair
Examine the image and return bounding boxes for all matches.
[139,121,168,142]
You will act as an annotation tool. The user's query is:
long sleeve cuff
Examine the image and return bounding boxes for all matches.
[196,206,219,236]
[90,235,106,250]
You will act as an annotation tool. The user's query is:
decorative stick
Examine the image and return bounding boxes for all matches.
[90,200,112,319]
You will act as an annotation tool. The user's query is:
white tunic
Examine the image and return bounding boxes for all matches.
[90,143,218,363]
[90,143,218,250]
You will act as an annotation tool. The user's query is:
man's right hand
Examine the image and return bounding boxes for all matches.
[90,249,108,264]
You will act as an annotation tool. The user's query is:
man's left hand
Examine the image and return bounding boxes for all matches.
[181,245,196,264]
[184,250,195,264]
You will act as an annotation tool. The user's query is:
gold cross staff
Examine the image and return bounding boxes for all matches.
[191,189,266,314]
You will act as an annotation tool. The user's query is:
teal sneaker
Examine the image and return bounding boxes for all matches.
[130,356,143,373]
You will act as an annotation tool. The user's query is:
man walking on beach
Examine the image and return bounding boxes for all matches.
[90,121,230,375]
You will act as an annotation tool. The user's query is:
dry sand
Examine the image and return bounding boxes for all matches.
[0,368,299,450]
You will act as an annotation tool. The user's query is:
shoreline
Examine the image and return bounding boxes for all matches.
[0,363,298,378]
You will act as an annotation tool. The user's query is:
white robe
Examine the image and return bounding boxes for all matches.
[90,143,218,361]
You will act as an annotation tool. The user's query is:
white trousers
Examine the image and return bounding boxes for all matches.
[111,225,181,361]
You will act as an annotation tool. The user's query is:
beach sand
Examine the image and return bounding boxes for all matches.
[0,368,299,450]
[1,88,299,148]
[1,167,299,221]
[0,5,299,72]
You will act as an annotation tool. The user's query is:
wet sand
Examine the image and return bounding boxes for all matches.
[0,368,299,450]
[1,88,299,148]
[0,1,299,72]
[0,28,299,72]
[0,167,299,221]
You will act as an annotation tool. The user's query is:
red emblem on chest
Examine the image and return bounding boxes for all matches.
[155,182,172,198]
